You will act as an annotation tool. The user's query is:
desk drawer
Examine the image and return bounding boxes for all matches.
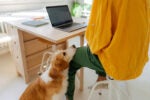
[56,41,67,50]
[27,65,40,82]
[37,38,67,49]
[23,32,36,42]
[24,39,49,56]
[26,49,52,70]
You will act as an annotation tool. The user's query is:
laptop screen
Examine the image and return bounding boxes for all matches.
[46,5,73,27]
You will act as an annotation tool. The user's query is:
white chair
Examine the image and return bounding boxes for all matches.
[88,79,131,100]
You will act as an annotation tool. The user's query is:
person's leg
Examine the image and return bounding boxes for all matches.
[66,61,81,100]
[66,46,106,100]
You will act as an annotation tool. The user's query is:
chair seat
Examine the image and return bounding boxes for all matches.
[88,80,130,100]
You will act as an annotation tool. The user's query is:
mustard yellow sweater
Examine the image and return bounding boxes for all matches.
[86,0,149,80]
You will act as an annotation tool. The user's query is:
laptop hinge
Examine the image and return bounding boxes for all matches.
[55,22,73,28]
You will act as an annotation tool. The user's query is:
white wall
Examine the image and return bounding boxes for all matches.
[0,0,73,12]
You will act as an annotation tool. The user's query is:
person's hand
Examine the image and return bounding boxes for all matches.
[97,76,106,82]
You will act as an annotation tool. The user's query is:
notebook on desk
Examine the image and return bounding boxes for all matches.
[22,20,49,27]
[46,5,87,32]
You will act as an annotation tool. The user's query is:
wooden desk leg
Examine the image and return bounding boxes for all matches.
[79,34,84,91]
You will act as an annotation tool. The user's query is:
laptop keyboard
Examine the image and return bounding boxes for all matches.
[57,22,87,32]
[58,23,79,29]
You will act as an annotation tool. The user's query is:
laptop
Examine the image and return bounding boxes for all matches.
[46,5,87,32]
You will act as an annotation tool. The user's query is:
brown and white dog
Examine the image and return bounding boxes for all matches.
[20,45,76,100]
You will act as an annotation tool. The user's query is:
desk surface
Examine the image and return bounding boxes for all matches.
[5,17,87,44]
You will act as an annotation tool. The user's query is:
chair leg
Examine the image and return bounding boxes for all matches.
[108,81,121,100]
[108,80,113,100]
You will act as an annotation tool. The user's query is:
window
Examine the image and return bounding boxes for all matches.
[0,0,13,1]
[84,0,92,4]
[82,0,92,18]
[0,0,63,4]
[0,0,65,12]
[71,0,92,18]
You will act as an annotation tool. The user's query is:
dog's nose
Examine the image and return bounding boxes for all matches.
[72,45,76,48]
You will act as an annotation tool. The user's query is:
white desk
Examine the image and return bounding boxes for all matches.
[5,17,86,91]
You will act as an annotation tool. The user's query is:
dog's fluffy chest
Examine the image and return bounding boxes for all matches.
[41,67,69,100]
[52,78,68,100]
[41,67,52,83]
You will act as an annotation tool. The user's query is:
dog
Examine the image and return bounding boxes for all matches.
[20,45,76,100]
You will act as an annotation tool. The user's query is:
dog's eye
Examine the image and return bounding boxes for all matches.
[63,52,66,56]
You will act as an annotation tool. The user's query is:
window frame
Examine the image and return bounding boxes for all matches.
[0,0,64,5]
